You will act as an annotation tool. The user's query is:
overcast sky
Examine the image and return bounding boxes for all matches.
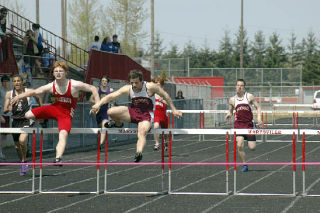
[20,0,320,51]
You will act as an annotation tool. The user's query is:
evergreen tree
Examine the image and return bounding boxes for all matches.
[264,32,287,68]
[216,30,233,68]
[249,30,266,68]
[232,27,250,68]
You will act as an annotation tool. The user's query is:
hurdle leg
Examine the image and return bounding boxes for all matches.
[39,130,43,193]
[233,131,237,195]
[96,131,101,194]
[168,131,172,194]
[32,130,36,194]
[104,131,108,194]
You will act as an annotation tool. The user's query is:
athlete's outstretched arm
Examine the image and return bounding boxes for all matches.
[148,83,182,118]
[11,83,52,106]
[91,85,130,114]
[73,80,100,104]
[249,93,263,128]
[225,98,235,122]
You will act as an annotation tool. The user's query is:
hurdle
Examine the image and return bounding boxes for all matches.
[103,128,168,195]
[38,128,101,194]
[233,129,298,196]
[0,128,37,194]
[301,129,320,197]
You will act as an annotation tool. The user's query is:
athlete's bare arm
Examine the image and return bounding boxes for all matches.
[89,87,114,103]
[3,91,12,113]
[72,80,100,104]
[147,82,182,118]
[11,83,52,106]
[91,85,130,114]
[225,97,235,122]
[247,93,263,128]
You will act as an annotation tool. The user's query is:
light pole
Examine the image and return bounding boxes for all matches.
[240,0,244,78]
[150,0,155,78]
[36,0,39,24]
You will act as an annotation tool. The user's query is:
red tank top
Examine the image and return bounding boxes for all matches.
[155,97,167,112]
[53,79,78,118]
[234,93,253,128]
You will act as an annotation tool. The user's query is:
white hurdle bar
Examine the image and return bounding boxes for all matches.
[38,128,102,194]
[0,128,37,194]
[301,129,320,197]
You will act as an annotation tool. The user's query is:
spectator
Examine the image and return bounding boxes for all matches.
[41,47,55,73]
[112,34,121,54]
[0,7,8,35]
[23,29,38,71]
[100,36,115,53]
[0,75,10,159]
[88,35,101,51]
[18,56,33,87]
[32,23,44,75]
[175,90,186,128]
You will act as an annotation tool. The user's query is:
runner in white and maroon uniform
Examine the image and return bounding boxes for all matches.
[225,79,263,172]
[11,61,100,165]
[91,70,182,162]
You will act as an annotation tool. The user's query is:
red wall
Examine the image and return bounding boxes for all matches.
[170,76,224,98]
[85,50,150,83]
[0,36,18,75]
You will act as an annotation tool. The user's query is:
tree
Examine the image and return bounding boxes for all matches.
[249,30,266,68]
[103,0,148,57]
[232,27,250,68]
[216,30,233,68]
[68,0,101,50]
[264,32,287,68]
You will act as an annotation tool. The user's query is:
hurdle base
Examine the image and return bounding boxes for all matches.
[235,192,297,197]
[104,191,168,195]
[169,191,231,196]
[40,191,101,194]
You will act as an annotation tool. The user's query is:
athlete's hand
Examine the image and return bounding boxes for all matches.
[258,119,264,128]
[225,113,231,122]
[90,103,100,115]
[172,109,182,118]
[11,96,20,106]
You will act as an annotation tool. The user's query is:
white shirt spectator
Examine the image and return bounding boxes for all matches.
[88,42,101,51]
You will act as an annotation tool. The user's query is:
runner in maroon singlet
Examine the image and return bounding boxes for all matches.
[225,79,263,172]
[91,70,182,162]
[11,61,100,165]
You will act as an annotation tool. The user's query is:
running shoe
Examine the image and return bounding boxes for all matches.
[104,120,124,128]
[153,144,160,151]
[134,152,143,162]
[53,157,63,167]
[241,165,248,172]
[165,142,168,151]
[19,163,28,176]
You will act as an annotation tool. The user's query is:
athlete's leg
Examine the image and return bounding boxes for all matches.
[136,120,151,153]
[153,122,160,149]
[100,119,108,145]
[236,136,246,163]
[248,140,256,151]
[56,130,68,159]
[25,110,36,120]
[107,106,131,125]
[18,133,28,162]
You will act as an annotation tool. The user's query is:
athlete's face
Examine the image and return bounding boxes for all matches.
[53,66,67,80]
[12,77,23,91]
[100,78,108,87]
[130,77,143,92]
[155,81,163,88]
[236,81,245,94]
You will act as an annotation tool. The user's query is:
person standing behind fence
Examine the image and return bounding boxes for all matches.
[0,75,10,159]
[11,61,100,166]
[4,75,42,175]
[225,79,263,172]
[175,90,185,128]
[100,36,115,53]
[152,77,168,151]
[89,76,113,147]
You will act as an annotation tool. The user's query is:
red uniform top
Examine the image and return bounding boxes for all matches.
[52,79,78,118]
[31,79,78,133]
[154,96,168,128]
[234,92,254,129]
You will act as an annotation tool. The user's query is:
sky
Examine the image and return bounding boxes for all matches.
[16,0,320,52]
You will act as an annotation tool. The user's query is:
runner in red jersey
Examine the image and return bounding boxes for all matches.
[11,61,100,165]
[152,77,168,151]
[91,70,182,162]
[225,79,263,172]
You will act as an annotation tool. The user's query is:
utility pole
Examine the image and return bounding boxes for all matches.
[36,0,39,24]
[240,0,244,78]
[150,0,155,78]
[61,0,66,58]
